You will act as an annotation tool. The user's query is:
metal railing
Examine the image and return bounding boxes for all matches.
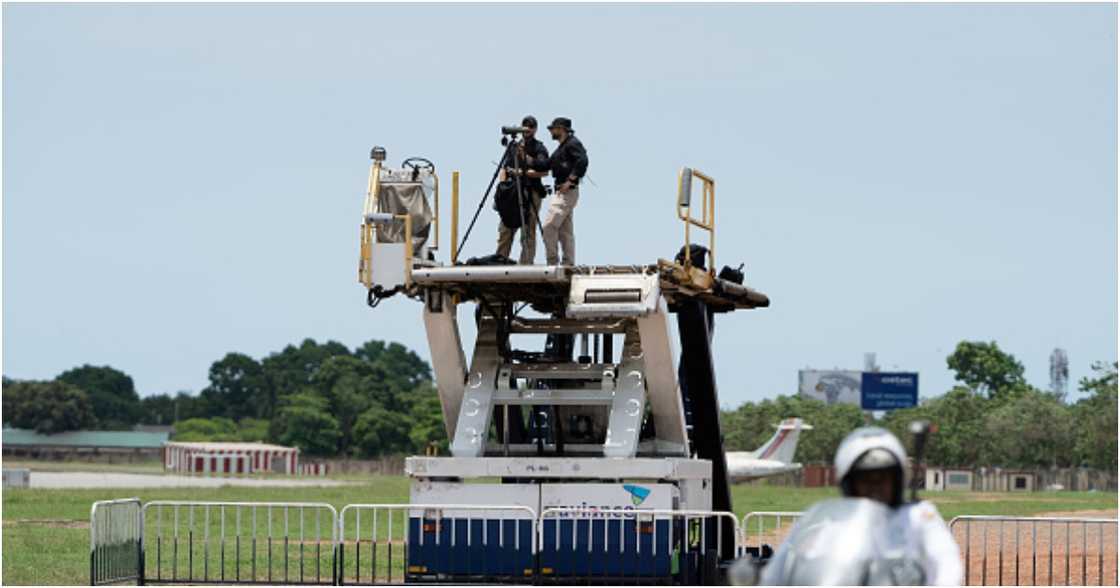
[741,511,803,555]
[91,498,143,586]
[538,507,740,584]
[337,503,537,584]
[950,515,1119,586]
[141,501,338,585]
[676,167,716,276]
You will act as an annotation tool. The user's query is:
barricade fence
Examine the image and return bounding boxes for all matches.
[950,516,1119,586]
[337,504,537,585]
[141,501,338,585]
[91,498,143,586]
[741,511,803,558]
[91,500,1118,586]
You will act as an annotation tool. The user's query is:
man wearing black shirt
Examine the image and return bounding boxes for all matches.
[541,117,588,266]
[496,115,550,264]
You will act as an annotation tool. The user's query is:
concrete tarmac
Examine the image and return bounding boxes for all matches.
[29,471,348,489]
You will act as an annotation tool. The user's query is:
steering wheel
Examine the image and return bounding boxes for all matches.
[402,157,435,174]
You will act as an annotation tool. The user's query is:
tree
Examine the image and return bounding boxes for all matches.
[56,365,142,429]
[261,339,351,418]
[983,388,1075,468]
[355,341,433,410]
[311,355,380,455]
[173,417,238,441]
[1071,362,1118,471]
[403,383,449,453]
[352,403,413,457]
[2,379,96,433]
[946,341,1027,400]
[274,391,342,456]
[200,353,269,420]
[882,386,992,466]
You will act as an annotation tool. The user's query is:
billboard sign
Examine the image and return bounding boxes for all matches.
[860,372,919,410]
[799,370,862,406]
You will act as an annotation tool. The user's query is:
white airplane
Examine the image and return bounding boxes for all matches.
[726,417,814,482]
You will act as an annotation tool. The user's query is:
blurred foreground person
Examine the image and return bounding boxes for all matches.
[733,427,963,585]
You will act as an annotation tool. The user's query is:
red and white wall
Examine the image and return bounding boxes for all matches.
[163,443,301,476]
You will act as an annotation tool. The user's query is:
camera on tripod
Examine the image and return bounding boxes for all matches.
[500,125,530,147]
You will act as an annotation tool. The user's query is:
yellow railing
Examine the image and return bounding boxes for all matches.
[451,170,460,264]
[357,156,418,289]
[676,167,716,275]
[358,159,384,287]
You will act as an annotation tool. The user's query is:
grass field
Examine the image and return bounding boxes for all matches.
[2,469,1116,585]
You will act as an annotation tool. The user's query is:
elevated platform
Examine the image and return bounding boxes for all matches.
[406,456,711,480]
[412,262,770,313]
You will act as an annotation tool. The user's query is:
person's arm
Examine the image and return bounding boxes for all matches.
[531,143,550,172]
[525,143,550,179]
[568,139,588,182]
[915,502,964,586]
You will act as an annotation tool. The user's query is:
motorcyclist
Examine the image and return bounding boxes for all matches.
[747,427,963,586]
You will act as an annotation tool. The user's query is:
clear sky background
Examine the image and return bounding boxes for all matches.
[4,3,1116,407]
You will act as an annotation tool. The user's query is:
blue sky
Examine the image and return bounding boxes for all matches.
[4,3,1116,406]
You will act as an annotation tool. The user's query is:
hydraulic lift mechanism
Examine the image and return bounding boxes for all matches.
[358,145,770,584]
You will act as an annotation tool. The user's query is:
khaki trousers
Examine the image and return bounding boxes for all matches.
[496,193,542,264]
[543,186,579,266]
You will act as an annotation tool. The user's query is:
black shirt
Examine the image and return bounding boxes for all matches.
[549,134,589,187]
[512,136,550,195]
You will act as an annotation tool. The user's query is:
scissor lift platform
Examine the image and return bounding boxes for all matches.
[358,152,768,583]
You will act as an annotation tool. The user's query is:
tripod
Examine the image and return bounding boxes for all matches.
[456,132,547,261]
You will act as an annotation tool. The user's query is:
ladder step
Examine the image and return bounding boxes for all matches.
[507,363,616,380]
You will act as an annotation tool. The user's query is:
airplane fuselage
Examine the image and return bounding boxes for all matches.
[726,454,804,482]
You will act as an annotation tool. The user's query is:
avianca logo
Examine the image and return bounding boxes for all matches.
[623,484,651,506]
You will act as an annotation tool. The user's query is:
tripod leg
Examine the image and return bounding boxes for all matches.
[457,147,510,257]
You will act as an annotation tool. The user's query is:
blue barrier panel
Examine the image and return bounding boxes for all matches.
[407,517,533,579]
[540,517,671,579]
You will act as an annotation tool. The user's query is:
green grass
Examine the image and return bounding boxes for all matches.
[3,476,1116,585]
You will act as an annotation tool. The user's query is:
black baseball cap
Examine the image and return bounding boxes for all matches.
[547,117,573,131]
[522,115,538,128]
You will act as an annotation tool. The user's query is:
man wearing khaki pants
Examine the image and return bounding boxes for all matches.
[540,117,589,266]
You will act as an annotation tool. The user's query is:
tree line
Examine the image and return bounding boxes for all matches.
[3,339,1116,469]
[1,338,447,458]
[723,341,1118,472]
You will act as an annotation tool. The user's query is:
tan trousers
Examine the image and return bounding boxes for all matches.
[543,186,579,266]
[496,193,542,264]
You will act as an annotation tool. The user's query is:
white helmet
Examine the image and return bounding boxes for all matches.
[834,427,908,507]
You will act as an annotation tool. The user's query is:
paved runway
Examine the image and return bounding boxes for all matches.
[29,471,348,489]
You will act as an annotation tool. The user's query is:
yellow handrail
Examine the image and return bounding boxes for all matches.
[431,173,440,252]
[451,170,460,264]
[358,159,384,287]
[357,158,415,288]
[676,167,716,275]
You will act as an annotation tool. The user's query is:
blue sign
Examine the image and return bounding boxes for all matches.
[861,372,919,410]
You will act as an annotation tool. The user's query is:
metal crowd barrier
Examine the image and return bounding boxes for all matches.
[90,498,143,586]
[337,503,537,585]
[950,515,1119,586]
[538,507,740,584]
[141,501,338,585]
[740,510,803,554]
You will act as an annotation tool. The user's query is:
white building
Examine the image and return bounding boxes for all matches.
[925,467,974,491]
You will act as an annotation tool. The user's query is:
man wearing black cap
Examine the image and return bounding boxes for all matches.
[496,115,550,264]
[542,117,588,266]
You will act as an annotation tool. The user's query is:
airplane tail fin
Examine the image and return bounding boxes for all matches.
[752,418,813,465]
